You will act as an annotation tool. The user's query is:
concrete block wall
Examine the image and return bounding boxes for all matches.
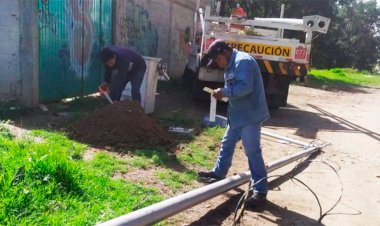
[0,0,21,101]
[114,0,209,79]
[0,0,212,106]
[169,2,195,78]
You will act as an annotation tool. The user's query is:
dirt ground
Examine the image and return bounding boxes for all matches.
[154,84,380,226]
[8,84,380,225]
[69,99,172,150]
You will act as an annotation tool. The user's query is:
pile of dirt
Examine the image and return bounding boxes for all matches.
[69,100,172,150]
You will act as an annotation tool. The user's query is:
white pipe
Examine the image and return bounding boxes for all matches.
[98,146,320,226]
[279,4,285,38]
[199,7,205,55]
[266,145,319,172]
[261,130,310,147]
[209,96,217,122]
[193,0,200,42]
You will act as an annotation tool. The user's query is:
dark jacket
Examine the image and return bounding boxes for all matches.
[103,46,146,83]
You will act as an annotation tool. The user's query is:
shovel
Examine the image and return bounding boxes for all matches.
[98,86,113,104]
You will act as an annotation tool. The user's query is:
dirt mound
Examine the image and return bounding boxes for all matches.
[69,100,172,150]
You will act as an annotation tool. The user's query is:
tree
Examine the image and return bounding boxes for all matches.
[343,0,379,71]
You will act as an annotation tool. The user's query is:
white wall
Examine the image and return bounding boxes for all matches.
[0,0,21,100]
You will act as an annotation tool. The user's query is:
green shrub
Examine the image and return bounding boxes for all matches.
[329,68,346,77]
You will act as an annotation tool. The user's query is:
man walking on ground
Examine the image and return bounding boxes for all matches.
[100,46,146,103]
[198,39,270,208]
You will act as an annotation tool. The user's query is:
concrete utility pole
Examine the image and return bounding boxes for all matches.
[19,0,39,108]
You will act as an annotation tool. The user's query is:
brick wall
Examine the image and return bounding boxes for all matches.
[0,0,21,100]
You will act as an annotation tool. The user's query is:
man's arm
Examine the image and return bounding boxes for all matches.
[103,66,112,84]
[221,59,255,98]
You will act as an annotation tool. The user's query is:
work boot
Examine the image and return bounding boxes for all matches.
[246,192,267,209]
[198,171,223,184]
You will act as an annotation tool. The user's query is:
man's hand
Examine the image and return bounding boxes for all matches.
[212,88,224,100]
[99,82,109,92]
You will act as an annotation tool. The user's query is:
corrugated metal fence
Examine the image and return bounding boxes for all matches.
[38,0,112,102]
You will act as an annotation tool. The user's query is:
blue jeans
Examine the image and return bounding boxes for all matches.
[213,122,268,194]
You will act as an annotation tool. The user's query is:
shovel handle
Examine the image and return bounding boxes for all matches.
[98,85,113,104]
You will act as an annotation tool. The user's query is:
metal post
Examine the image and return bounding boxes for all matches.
[261,130,310,148]
[98,145,320,226]
[19,0,39,108]
[278,4,285,38]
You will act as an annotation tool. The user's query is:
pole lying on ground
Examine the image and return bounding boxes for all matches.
[98,145,320,226]
[261,130,310,148]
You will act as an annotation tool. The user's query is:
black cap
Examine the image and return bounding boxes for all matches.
[206,39,231,67]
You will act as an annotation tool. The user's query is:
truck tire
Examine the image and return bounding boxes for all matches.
[262,73,291,109]
[182,66,196,91]
[183,65,221,101]
[182,66,209,100]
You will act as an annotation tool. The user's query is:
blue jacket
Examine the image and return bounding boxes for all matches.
[221,49,269,129]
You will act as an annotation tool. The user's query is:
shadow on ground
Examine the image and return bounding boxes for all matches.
[266,103,380,142]
[299,77,374,94]
[189,191,323,226]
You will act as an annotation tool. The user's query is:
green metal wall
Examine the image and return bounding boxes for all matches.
[38,0,112,102]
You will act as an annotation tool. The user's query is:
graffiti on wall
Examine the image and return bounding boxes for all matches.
[38,0,57,35]
[65,0,94,78]
[117,0,158,56]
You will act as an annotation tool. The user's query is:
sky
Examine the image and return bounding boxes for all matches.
[360,0,380,6]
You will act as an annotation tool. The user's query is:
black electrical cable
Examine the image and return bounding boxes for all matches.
[232,181,251,226]
[231,156,348,225]
[232,174,322,225]
[308,160,343,223]
[308,139,331,149]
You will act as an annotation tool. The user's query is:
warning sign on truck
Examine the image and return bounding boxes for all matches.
[224,40,292,57]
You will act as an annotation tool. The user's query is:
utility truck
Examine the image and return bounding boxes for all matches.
[183,4,330,107]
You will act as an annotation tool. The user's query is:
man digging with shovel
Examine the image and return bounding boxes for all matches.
[99,46,146,103]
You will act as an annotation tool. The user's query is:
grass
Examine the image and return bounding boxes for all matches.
[0,80,230,224]
[0,122,14,139]
[0,126,162,225]
[154,170,197,191]
[127,147,179,169]
[177,126,225,168]
[307,68,380,87]
[0,122,223,224]
[156,113,196,128]
[89,152,128,176]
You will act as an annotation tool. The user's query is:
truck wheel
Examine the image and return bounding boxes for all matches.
[263,73,291,109]
[182,67,196,91]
